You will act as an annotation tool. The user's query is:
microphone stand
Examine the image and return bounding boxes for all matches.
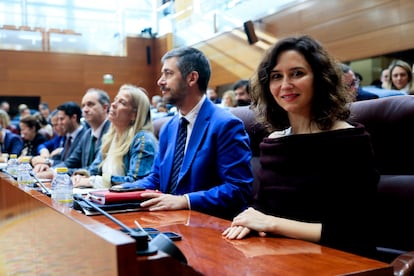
[73,194,157,256]
[29,171,51,197]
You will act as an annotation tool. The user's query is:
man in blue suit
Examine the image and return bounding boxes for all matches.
[115,47,253,219]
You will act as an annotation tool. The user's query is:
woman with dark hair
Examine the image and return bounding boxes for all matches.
[223,35,379,259]
[19,114,47,156]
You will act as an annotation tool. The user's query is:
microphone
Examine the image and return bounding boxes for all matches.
[29,171,51,197]
[73,194,157,256]
[1,168,16,179]
[72,194,188,263]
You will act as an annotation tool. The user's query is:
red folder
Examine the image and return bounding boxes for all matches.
[88,189,161,205]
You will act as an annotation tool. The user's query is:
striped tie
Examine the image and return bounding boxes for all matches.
[169,117,188,193]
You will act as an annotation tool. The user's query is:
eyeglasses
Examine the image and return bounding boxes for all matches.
[346,79,360,89]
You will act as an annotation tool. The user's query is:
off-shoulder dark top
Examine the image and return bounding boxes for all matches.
[255,123,379,259]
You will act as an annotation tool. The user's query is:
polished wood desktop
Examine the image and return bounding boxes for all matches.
[0,173,393,275]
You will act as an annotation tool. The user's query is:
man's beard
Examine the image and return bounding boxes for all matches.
[237,99,251,106]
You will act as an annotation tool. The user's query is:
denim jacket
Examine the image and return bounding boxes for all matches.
[88,130,158,185]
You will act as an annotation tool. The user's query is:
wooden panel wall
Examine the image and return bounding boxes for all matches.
[1,0,414,109]
[195,0,414,88]
[0,36,168,111]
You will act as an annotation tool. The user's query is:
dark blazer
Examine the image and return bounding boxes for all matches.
[57,126,88,162]
[125,98,253,219]
[57,120,110,172]
[1,129,23,155]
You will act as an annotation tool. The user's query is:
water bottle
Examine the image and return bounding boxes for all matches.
[17,156,34,190]
[51,167,73,207]
[7,154,19,178]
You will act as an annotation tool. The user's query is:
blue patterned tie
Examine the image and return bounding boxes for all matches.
[169,117,188,193]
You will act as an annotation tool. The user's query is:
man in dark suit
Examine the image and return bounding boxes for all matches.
[114,47,253,220]
[33,90,110,176]
[57,89,110,172]
[32,101,87,177]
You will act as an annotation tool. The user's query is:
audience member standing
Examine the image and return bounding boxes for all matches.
[223,35,379,260]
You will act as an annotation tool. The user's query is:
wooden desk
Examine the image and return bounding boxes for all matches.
[93,207,393,275]
[0,174,197,275]
[0,174,393,275]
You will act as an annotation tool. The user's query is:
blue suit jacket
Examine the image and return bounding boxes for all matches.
[37,134,65,155]
[124,99,253,219]
[2,129,23,155]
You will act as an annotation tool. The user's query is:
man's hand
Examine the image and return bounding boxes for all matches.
[139,192,188,211]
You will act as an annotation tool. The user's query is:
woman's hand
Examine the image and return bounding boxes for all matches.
[222,207,269,240]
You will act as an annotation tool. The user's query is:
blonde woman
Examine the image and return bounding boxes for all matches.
[221,90,237,108]
[72,84,158,188]
[384,59,414,94]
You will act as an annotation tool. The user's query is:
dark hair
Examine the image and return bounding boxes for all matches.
[57,101,82,124]
[250,35,350,131]
[39,102,49,109]
[161,47,211,92]
[85,88,110,112]
[233,79,249,91]
[20,114,41,131]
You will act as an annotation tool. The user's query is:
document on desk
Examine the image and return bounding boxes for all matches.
[88,189,160,205]
[72,198,143,216]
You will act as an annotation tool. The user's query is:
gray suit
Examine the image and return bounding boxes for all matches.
[55,120,110,173]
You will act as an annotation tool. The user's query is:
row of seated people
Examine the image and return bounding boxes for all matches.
[1,36,412,275]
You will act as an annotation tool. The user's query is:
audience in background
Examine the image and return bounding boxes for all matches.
[11,104,31,131]
[36,110,65,159]
[207,87,221,104]
[113,47,253,220]
[384,59,414,94]
[0,110,23,155]
[233,79,251,106]
[35,112,53,139]
[151,95,163,112]
[221,90,237,108]
[223,35,379,260]
[33,89,111,177]
[71,84,158,188]
[380,68,389,89]
[0,101,10,114]
[340,63,378,101]
[0,107,19,135]
[38,102,51,121]
[19,114,47,157]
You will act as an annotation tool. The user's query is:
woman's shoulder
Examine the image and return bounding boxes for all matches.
[132,130,158,144]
